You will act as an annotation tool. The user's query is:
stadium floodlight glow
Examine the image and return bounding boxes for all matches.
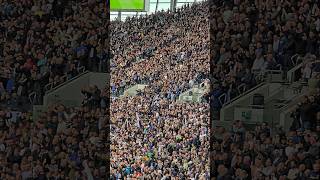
[110,0,150,12]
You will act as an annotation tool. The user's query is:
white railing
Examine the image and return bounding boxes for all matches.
[44,66,86,92]
[28,91,37,105]
[28,66,87,104]
[291,54,303,67]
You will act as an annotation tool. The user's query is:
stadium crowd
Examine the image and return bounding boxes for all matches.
[110,3,210,99]
[210,0,320,117]
[0,101,108,179]
[110,92,209,179]
[0,0,320,179]
[0,0,108,106]
[211,0,320,179]
[109,0,320,178]
[0,0,109,179]
[110,2,210,179]
[212,90,320,180]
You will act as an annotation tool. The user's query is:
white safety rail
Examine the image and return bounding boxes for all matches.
[28,66,87,105]
[45,66,86,93]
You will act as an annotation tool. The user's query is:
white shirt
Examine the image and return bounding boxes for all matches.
[303,65,312,79]
[0,143,5,152]
[252,57,265,71]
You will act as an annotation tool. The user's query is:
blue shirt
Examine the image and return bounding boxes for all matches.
[6,79,14,93]
[211,88,223,109]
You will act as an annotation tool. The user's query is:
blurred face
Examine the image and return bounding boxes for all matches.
[267,53,273,61]
[266,159,272,166]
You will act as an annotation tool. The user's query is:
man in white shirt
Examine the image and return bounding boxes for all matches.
[252,50,265,72]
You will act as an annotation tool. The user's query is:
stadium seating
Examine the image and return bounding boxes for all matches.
[110,2,210,179]
[210,0,320,179]
[0,0,108,179]
[0,0,319,179]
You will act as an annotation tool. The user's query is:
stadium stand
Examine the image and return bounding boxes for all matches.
[210,0,320,118]
[0,0,108,107]
[110,1,210,179]
[210,0,320,179]
[0,0,108,179]
[0,0,319,179]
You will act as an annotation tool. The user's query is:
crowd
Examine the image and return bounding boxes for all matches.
[109,0,320,178]
[300,54,320,81]
[290,89,320,131]
[1,0,320,179]
[31,103,108,179]
[0,89,108,179]
[110,91,209,179]
[210,0,320,117]
[110,1,211,179]
[110,2,210,99]
[0,0,204,179]
[0,0,110,179]
[212,89,320,179]
[210,1,320,179]
[81,85,108,109]
[0,0,108,107]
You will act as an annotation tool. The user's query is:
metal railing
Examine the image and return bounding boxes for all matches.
[290,54,303,67]
[44,66,86,93]
[28,66,87,105]
[29,91,37,105]
[219,83,266,108]
[219,53,305,108]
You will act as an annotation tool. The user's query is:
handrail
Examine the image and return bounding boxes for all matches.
[45,70,90,94]
[44,66,85,92]
[291,54,304,67]
[78,66,85,74]
[219,64,279,108]
[276,64,282,71]
[61,75,68,82]
[222,82,266,108]
[219,93,227,106]
[44,83,53,92]
[280,88,312,113]
[278,87,314,129]
[29,91,36,104]
[287,63,303,83]
[44,66,87,93]
[286,54,306,83]
[220,58,283,108]
[237,83,246,95]
[291,54,299,67]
